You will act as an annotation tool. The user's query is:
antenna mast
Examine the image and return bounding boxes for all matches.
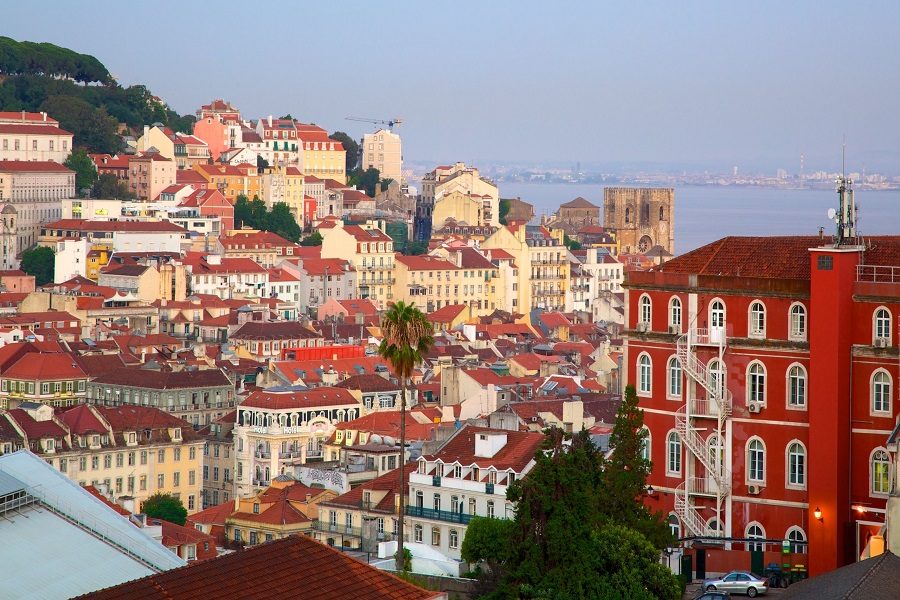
[834,141,856,246]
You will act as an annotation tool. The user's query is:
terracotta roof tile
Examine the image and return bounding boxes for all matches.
[423,425,544,472]
[241,387,360,410]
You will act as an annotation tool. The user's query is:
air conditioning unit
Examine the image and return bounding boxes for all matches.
[668,325,680,334]
[747,485,762,495]
[874,337,889,348]
[637,322,650,333]
[748,402,763,414]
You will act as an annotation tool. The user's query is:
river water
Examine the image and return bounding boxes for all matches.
[499,182,900,255]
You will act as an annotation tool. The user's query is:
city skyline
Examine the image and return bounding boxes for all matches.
[5,1,900,172]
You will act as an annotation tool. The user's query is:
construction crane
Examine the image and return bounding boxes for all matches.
[345,116,403,131]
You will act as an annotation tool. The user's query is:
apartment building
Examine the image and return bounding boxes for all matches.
[182,252,268,300]
[320,220,395,308]
[361,129,402,183]
[296,123,346,183]
[0,111,73,163]
[128,153,176,201]
[0,160,73,253]
[0,351,87,410]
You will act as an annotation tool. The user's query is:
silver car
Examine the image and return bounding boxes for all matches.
[703,571,768,597]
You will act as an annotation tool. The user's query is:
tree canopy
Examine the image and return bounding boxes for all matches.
[329,131,358,173]
[499,199,511,225]
[141,493,188,526]
[91,173,133,199]
[563,233,582,251]
[300,231,323,246]
[20,246,54,286]
[349,167,381,197]
[64,148,97,194]
[234,195,302,242]
[0,36,113,83]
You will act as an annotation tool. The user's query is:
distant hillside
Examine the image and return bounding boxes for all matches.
[0,36,195,153]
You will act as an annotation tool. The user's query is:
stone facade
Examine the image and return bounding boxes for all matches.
[602,187,674,254]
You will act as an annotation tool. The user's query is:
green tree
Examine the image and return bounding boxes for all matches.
[380,178,395,193]
[20,246,54,286]
[377,302,434,571]
[349,167,381,197]
[142,492,188,526]
[563,234,582,251]
[461,517,516,594]
[499,199,511,225]
[90,173,133,199]
[40,95,120,153]
[64,148,97,194]
[404,240,428,255]
[300,231,323,246]
[279,114,294,121]
[268,202,302,242]
[234,194,251,229]
[329,131,358,173]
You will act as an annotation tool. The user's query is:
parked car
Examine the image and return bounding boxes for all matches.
[696,592,731,600]
[703,571,768,597]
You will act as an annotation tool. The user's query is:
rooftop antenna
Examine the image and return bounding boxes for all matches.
[828,137,856,246]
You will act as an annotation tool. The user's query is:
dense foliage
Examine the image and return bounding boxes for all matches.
[91,173,134,199]
[299,231,323,246]
[499,199,511,225]
[563,233,582,251]
[348,167,382,197]
[20,246,54,286]
[468,385,677,599]
[0,37,195,153]
[233,195,302,242]
[141,493,188,526]
[64,148,98,194]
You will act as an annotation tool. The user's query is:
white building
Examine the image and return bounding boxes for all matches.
[0,161,74,254]
[233,387,364,497]
[183,252,268,300]
[361,129,402,183]
[407,425,544,561]
[63,198,125,220]
[0,111,73,163]
[53,238,91,283]
[40,219,186,254]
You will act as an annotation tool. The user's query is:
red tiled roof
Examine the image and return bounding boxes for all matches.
[58,404,108,434]
[395,254,457,271]
[183,252,266,274]
[231,321,321,341]
[7,409,68,439]
[322,466,411,513]
[560,196,599,209]
[0,124,71,136]
[219,230,295,249]
[343,225,392,243]
[427,304,467,323]
[0,160,72,172]
[337,299,378,316]
[0,111,59,124]
[274,357,392,384]
[334,373,398,392]
[2,352,86,380]
[77,534,443,600]
[509,352,562,371]
[187,500,234,528]
[89,367,232,390]
[539,312,572,328]
[423,425,544,472]
[334,411,439,442]
[655,236,820,279]
[43,219,186,233]
[242,387,359,410]
[300,258,353,276]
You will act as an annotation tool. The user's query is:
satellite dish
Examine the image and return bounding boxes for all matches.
[383,436,396,446]
[827,208,837,220]
[370,434,383,445]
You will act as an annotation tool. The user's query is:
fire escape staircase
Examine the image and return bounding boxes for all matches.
[674,328,732,538]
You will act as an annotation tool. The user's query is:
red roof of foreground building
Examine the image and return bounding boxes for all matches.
[2,352,86,380]
[77,534,444,600]
[58,404,108,434]
[0,160,72,172]
[242,387,359,410]
[0,111,60,124]
[334,410,440,442]
[43,219,186,233]
[655,236,822,279]
[300,257,353,276]
[427,304,467,324]
[422,425,544,472]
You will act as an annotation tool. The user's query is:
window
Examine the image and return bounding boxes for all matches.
[638,353,652,395]
[640,428,651,463]
[747,362,766,405]
[233,528,242,543]
[787,441,806,487]
[449,529,459,549]
[874,307,892,343]
[872,448,891,495]
[667,431,681,474]
[667,356,682,398]
[872,370,892,414]
[787,527,807,553]
[667,514,680,540]
[668,296,681,329]
[747,438,765,482]
[639,294,651,326]
[486,500,495,518]
[433,493,441,511]
[710,299,726,329]
[787,364,807,408]
[746,523,765,552]
[453,465,462,478]
[749,301,766,337]
[707,359,725,398]
[249,531,258,545]
[414,525,423,543]
[431,527,440,546]
[789,303,807,340]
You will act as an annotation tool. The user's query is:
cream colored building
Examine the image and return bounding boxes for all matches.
[260,166,305,221]
[0,111,73,163]
[0,160,73,254]
[432,190,492,231]
[320,220,394,308]
[483,224,569,313]
[297,124,347,184]
[421,163,499,228]
[361,129,401,183]
[129,153,176,201]
[136,125,176,158]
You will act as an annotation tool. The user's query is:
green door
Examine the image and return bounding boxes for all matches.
[750,550,765,576]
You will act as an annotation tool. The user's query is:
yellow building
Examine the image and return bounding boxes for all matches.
[483,223,570,312]
[86,244,113,280]
[361,129,402,183]
[422,162,499,227]
[3,403,205,514]
[260,166,305,220]
[432,190,492,231]
[296,123,347,184]
[393,247,501,317]
[225,479,336,547]
[137,125,176,159]
[194,163,261,203]
[320,220,394,308]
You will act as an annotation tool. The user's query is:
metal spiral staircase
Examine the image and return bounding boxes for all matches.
[674,326,732,538]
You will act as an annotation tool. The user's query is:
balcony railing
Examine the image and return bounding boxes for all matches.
[405,505,472,524]
[857,264,900,283]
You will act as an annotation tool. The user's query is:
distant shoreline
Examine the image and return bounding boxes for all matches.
[492,181,900,192]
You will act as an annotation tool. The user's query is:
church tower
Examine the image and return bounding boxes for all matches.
[603,187,674,255]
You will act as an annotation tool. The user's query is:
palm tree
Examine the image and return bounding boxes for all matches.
[377,300,434,571]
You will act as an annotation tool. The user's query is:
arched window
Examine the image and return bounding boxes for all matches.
[748,362,766,405]
[639,294,652,326]
[415,490,423,508]
[625,207,631,224]
[707,519,723,536]
[638,353,652,394]
[787,527,807,553]
[710,299,726,329]
[667,514,680,539]
[872,370,892,414]
[668,296,682,329]
[659,206,665,221]
[787,364,807,408]
[789,303,807,340]
[667,431,681,474]
[708,359,725,398]
[667,356,682,398]
[874,307,892,343]
[872,448,891,495]
[707,433,724,478]
[747,438,765,482]
[449,529,459,549]
[640,427,651,463]
[787,441,806,487]
[746,523,765,552]
[749,301,766,337]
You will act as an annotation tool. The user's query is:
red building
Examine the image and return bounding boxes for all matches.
[625,232,900,576]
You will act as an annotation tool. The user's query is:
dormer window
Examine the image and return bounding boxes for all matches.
[173,428,182,441]
[487,470,497,485]
[45,439,55,452]
[128,432,137,446]
[91,435,100,448]
[417,460,426,474]
[453,465,462,478]
[253,503,260,514]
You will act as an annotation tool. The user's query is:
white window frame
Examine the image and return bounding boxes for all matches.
[873,306,892,344]
[871,447,891,496]
[709,298,726,329]
[789,302,807,341]
[637,353,652,396]
[786,440,806,489]
[747,361,766,406]
[786,526,807,553]
[666,356,682,399]
[871,369,892,415]
[640,427,651,463]
[638,294,652,327]
[748,300,766,338]
[666,430,681,475]
[786,363,807,410]
[745,522,766,552]
[746,437,766,484]
[668,296,682,330]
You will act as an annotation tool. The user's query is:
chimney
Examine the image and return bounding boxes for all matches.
[268,115,273,128]
[41,111,47,122]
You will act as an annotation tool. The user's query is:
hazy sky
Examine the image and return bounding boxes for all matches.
[5,1,900,172]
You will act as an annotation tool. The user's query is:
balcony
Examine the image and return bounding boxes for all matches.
[254,451,271,459]
[432,475,441,487]
[405,505,473,524]
[485,483,495,495]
